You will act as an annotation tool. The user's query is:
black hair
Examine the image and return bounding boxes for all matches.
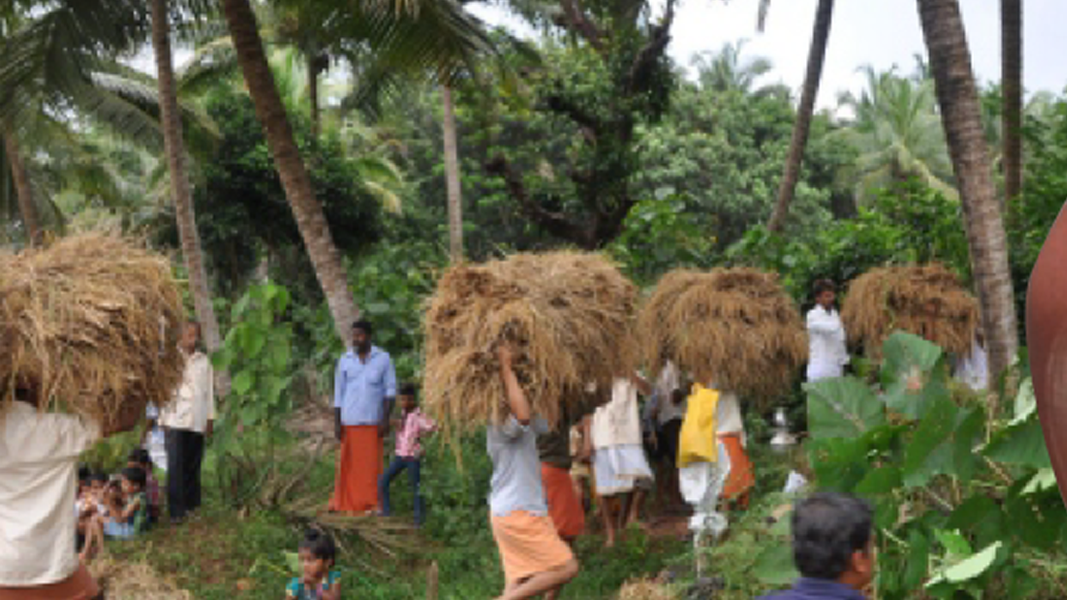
[90,473,109,485]
[121,466,147,490]
[300,529,337,564]
[791,492,873,580]
[399,382,418,400]
[351,319,373,337]
[812,279,837,298]
[128,448,152,467]
[79,465,92,482]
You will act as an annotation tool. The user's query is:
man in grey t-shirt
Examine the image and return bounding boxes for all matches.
[487,345,579,600]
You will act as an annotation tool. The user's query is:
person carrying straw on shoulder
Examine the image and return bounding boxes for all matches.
[489,344,579,600]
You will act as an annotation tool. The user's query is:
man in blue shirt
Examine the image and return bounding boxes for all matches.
[760,492,874,600]
[329,320,397,513]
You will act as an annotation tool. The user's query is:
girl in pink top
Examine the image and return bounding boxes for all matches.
[377,383,436,525]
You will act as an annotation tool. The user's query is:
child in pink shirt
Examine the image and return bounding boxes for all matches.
[377,383,436,525]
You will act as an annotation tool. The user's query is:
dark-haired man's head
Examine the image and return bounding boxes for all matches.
[127,448,151,469]
[399,382,418,412]
[812,279,837,310]
[791,492,874,590]
[352,320,373,354]
[299,529,337,583]
[180,321,202,355]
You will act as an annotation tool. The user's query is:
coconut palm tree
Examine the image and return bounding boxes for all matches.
[442,83,464,262]
[1001,0,1022,204]
[834,66,954,203]
[917,0,1018,383]
[766,0,834,233]
[219,0,494,341]
[690,41,773,94]
[150,0,224,367]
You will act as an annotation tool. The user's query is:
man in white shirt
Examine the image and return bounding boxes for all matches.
[0,384,141,597]
[806,279,849,382]
[159,322,215,522]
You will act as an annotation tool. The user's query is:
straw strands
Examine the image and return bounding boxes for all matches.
[638,268,807,402]
[842,263,979,357]
[617,578,676,600]
[423,251,637,433]
[0,234,185,428]
[89,556,192,599]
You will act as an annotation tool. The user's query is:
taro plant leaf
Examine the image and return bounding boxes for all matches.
[984,416,1052,469]
[855,465,903,495]
[952,407,985,484]
[1005,492,1066,550]
[807,437,870,492]
[934,529,973,558]
[926,541,1002,587]
[807,377,885,439]
[903,529,931,590]
[948,496,1005,549]
[903,397,959,487]
[753,544,800,585]
[881,332,946,420]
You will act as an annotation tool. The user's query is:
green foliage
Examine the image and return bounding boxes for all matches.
[727,178,970,302]
[803,332,1066,599]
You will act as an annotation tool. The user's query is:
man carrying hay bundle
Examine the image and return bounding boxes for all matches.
[489,345,579,600]
[0,234,184,599]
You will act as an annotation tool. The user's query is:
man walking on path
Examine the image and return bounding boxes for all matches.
[160,321,215,523]
[331,320,397,514]
[806,279,849,382]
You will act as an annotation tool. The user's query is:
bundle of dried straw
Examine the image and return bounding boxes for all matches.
[423,251,637,433]
[842,263,979,357]
[638,268,807,402]
[0,234,185,428]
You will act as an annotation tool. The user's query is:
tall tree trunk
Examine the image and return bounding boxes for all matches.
[1001,0,1022,204]
[2,126,41,246]
[221,0,359,343]
[307,52,320,140]
[152,0,224,359]
[918,0,1019,383]
[442,84,463,262]
[766,0,834,233]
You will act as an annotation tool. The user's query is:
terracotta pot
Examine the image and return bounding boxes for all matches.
[1028,203,1067,504]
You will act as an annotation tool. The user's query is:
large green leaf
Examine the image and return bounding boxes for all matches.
[232,370,255,396]
[881,331,945,420]
[806,377,885,439]
[855,465,903,495]
[903,397,958,487]
[926,541,1002,587]
[807,437,870,493]
[984,417,1052,469]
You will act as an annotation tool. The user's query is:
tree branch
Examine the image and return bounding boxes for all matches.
[485,154,595,246]
[625,0,675,95]
[543,91,599,144]
[558,0,604,53]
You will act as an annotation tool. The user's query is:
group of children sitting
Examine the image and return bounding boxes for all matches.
[75,448,160,562]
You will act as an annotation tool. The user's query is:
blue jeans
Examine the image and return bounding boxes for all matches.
[378,456,424,524]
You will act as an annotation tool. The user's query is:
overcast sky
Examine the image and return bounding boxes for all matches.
[468,0,1066,111]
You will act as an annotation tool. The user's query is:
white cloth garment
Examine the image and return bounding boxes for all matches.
[680,441,731,539]
[715,391,746,447]
[654,362,687,425]
[159,350,216,433]
[954,338,989,391]
[806,305,849,381]
[0,402,100,585]
[590,378,643,449]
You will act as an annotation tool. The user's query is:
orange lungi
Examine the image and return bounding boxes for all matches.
[329,425,382,513]
[541,463,585,540]
[0,565,99,600]
[719,433,755,506]
[491,511,575,584]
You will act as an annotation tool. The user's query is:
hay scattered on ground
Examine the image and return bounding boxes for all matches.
[89,555,192,600]
[0,234,184,428]
[617,577,676,600]
[842,263,979,357]
[638,268,806,403]
[423,251,637,433]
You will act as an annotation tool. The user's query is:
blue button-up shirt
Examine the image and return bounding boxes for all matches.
[759,578,867,600]
[333,346,397,426]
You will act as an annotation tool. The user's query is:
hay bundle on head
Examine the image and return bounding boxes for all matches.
[0,234,185,430]
[638,267,807,404]
[842,263,979,357]
[423,251,637,433]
